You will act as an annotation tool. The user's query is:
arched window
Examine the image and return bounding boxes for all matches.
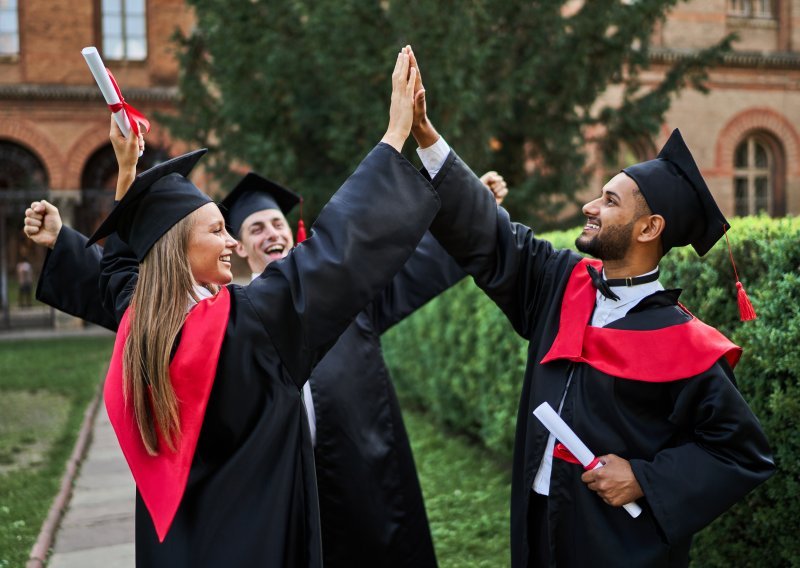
[0,141,49,323]
[733,134,783,216]
[0,141,48,189]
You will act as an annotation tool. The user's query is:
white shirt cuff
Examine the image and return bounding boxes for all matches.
[416,136,451,179]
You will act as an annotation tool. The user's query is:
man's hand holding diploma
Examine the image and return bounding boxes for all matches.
[581,454,644,507]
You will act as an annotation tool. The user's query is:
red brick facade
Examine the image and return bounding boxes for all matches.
[1,1,798,240]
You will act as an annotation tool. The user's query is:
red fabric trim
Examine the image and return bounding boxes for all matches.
[540,258,742,381]
[104,287,230,542]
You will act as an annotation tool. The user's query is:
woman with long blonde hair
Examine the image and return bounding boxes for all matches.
[92,50,442,567]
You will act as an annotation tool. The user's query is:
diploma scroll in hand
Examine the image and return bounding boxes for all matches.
[533,402,643,518]
[81,46,150,156]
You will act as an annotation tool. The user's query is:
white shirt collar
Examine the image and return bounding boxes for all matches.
[591,266,664,327]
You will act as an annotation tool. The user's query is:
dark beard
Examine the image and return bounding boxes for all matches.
[575,220,635,261]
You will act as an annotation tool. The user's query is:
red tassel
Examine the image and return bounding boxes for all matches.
[736,281,757,321]
[296,219,307,243]
[295,198,307,244]
[723,224,757,322]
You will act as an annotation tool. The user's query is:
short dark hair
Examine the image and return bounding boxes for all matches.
[631,187,652,218]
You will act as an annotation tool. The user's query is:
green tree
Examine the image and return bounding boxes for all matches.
[163,0,731,229]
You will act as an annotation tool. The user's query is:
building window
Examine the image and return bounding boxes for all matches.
[728,0,774,19]
[0,0,19,56]
[734,136,774,216]
[102,0,147,61]
[0,141,48,189]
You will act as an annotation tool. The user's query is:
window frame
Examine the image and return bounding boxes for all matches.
[0,0,20,58]
[732,133,785,217]
[97,0,149,63]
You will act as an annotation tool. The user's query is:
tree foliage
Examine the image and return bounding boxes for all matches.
[163,0,732,229]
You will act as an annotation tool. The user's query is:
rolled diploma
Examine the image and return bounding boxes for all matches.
[533,402,643,518]
[81,47,132,138]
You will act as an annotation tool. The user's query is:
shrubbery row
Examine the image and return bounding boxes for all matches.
[383,216,799,566]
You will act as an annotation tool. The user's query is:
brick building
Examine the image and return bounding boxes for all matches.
[0,0,798,326]
[596,0,800,218]
[0,0,194,325]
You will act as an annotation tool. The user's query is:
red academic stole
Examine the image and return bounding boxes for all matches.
[104,286,231,542]
[540,258,741,381]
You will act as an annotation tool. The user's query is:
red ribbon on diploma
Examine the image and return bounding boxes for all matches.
[105,67,151,137]
[554,442,602,470]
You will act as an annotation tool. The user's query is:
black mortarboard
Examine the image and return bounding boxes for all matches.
[220,173,301,238]
[622,129,728,256]
[86,149,211,261]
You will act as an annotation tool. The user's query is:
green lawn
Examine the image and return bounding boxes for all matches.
[404,408,512,567]
[0,337,114,568]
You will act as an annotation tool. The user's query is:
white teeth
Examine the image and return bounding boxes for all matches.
[266,244,284,254]
[219,255,231,262]
[586,223,600,230]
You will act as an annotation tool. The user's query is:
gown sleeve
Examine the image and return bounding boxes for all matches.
[99,233,140,324]
[427,150,565,337]
[35,226,119,331]
[370,231,466,334]
[244,143,441,387]
[629,359,775,544]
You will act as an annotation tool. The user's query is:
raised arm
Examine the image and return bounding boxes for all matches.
[22,201,118,331]
[246,49,444,386]
[370,231,465,334]
[97,114,144,322]
[371,172,509,333]
[408,48,568,337]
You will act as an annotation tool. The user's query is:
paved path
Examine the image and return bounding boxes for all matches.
[47,408,135,568]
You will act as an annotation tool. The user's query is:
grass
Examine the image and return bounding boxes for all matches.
[404,408,511,568]
[0,337,114,568]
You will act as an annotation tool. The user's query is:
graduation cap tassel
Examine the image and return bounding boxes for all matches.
[296,198,307,244]
[723,225,757,322]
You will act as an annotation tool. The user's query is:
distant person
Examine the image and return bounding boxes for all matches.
[15,257,33,307]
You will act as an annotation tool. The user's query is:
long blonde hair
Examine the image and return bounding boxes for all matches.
[122,210,216,455]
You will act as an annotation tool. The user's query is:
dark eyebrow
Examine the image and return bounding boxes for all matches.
[603,190,621,202]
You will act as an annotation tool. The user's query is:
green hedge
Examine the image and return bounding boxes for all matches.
[383,216,800,566]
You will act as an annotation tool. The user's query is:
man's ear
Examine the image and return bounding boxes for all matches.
[235,241,249,259]
[637,214,665,244]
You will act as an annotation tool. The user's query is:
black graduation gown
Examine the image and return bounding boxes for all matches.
[426,150,775,568]
[36,229,461,567]
[311,231,463,568]
[35,225,118,331]
[99,143,442,568]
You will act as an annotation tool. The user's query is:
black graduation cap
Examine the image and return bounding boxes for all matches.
[622,129,728,257]
[86,149,211,261]
[219,172,302,238]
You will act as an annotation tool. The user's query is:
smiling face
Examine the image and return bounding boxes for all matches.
[187,202,238,286]
[234,208,294,274]
[575,173,651,261]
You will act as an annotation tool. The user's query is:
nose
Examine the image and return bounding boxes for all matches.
[582,197,601,217]
[260,223,280,241]
[224,229,238,249]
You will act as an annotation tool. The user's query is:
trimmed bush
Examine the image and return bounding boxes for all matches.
[383,216,799,566]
